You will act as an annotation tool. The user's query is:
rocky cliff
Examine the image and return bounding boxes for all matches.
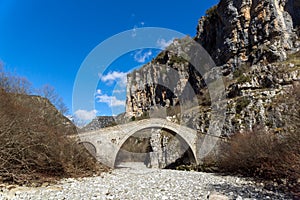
[126,37,205,117]
[196,0,300,72]
[125,0,300,136]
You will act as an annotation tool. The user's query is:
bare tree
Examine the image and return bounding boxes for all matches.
[0,65,9,90]
[0,89,105,185]
[9,76,32,94]
[0,65,32,94]
[37,84,69,115]
[0,65,68,115]
[56,97,69,115]
[37,84,59,103]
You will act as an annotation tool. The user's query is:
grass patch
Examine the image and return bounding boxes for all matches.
[237,74,251,84]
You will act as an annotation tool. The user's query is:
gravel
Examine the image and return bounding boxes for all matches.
[0,162,291,200]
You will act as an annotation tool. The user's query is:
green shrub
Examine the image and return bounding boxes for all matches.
[131,116,136,121]
[136,111,150,120]
[236,97,251,114]
[169,55,187,65]
[205,5,218,18]
[233,64,249,79]
[237,74,251,84]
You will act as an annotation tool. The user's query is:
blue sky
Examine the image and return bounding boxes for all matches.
[0,0,219,123]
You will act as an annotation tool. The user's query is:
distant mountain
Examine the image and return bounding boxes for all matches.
[80,116,116,132]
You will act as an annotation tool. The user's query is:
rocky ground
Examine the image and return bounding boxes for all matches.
[0,162,291,200]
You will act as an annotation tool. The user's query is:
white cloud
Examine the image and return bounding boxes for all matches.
[74,109,97,121]
[131,21,145,37]
[157,38,174,49]
[112,89,126,94]
[99,71,127,85]
[132,25,137,38]
[96,89,102,95]
[96,94,125,107]
[134,50,153,63]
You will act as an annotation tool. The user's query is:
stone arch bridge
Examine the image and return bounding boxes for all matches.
[76,118,220,168]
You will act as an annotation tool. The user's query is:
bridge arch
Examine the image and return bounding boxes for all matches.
[114,126,197,167]
[111,119,198,167]
[79,141,97,157]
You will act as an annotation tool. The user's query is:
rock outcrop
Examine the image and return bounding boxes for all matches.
[126,37,207,117]
[196,0,300,71]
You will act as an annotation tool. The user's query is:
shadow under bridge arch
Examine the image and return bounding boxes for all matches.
[112,118,199,168]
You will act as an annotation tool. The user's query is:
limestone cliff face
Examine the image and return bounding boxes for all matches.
[126,38,206,117]
[187,59,300,135]
[126,0,300,136]
[196,0,300,71]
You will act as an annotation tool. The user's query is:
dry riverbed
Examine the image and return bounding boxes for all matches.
[0,162,291,200]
